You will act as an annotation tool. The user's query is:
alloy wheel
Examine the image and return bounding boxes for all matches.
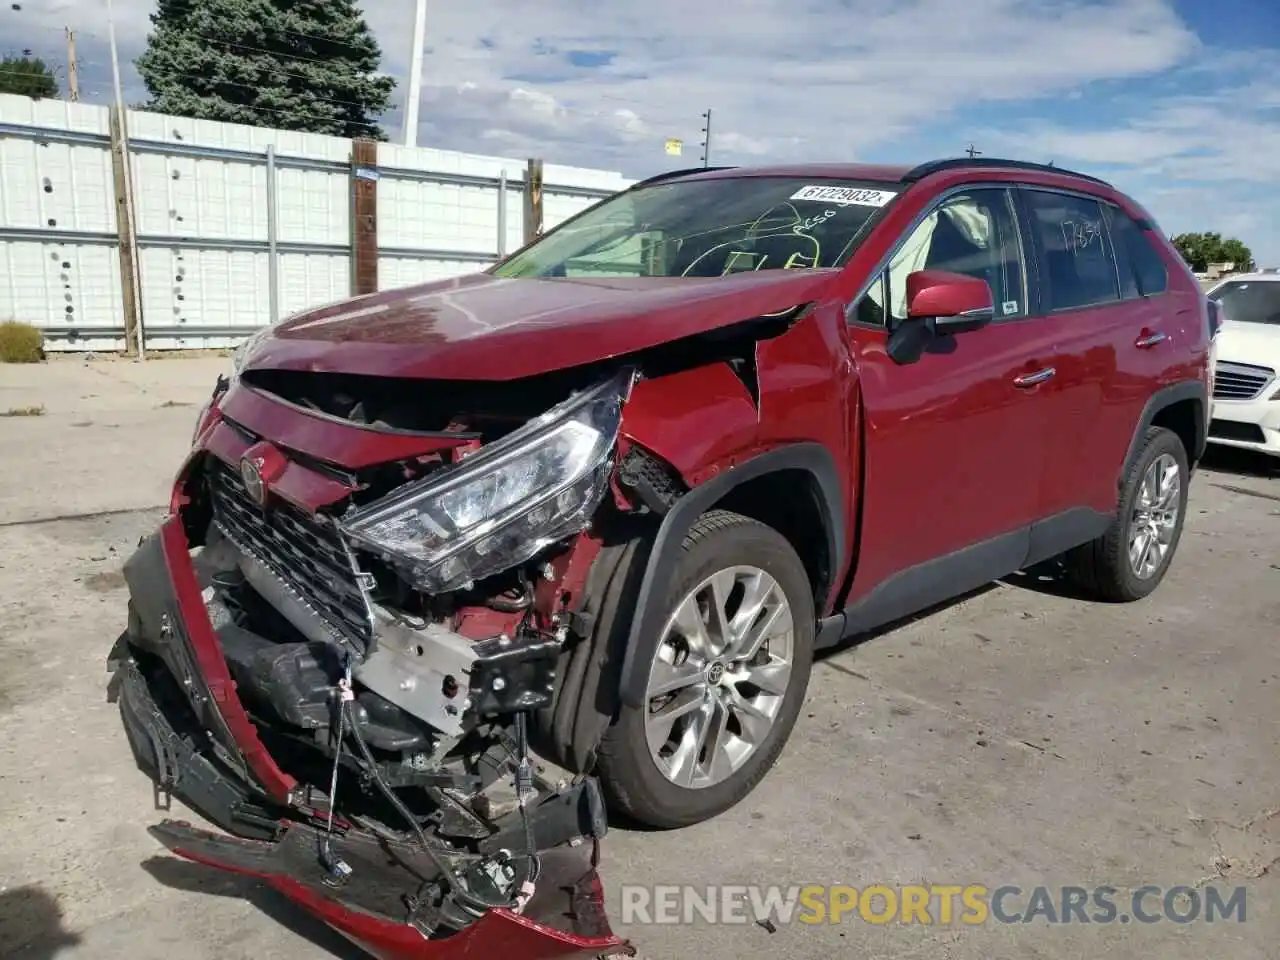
[1128,452,1181,580]
[643,565,795,790]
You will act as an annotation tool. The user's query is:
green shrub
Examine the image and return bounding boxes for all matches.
[0,322,45,363]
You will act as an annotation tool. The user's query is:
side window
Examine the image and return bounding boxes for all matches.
[884,188,1027,326]
[1023,190,1120,310]
[1104,205,1169,297]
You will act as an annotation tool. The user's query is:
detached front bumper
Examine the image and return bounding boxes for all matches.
[108,517,631,960]
[146,820,623,960]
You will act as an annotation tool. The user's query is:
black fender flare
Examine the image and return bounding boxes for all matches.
[616,442,845,710]
[1120,379,1209,483]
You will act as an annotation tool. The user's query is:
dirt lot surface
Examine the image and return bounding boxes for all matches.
[1,356,1277,959]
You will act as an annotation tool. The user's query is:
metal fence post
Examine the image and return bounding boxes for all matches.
[265,144,280,326]
[497,168,507,258]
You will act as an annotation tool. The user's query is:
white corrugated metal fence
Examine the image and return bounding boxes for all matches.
[0,93,634,352]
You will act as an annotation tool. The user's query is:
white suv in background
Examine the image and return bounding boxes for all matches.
[1205,272,1280,459]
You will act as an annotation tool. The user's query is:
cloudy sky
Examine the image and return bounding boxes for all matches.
[6,0,1280,264]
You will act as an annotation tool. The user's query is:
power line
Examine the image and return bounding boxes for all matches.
[11,16,401,63]
[10,21,700,130]
[5,21,828,156]
[192,33,372,70]
[0,66,386,131]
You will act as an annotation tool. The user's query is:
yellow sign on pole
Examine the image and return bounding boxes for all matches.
[664,138,683,156]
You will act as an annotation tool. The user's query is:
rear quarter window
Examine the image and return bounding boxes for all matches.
[1104,206,1169,297]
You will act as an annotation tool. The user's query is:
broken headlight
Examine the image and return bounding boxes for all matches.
[340,368,635,593]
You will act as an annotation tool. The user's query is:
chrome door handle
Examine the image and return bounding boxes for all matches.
[1013,367,1055,388]
[1135,330,1168,348]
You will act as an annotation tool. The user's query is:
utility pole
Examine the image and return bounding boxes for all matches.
[965,142,981,158]
[402,0,428,147]
[65,28,79,101]
[699,109,713,168]
[106,0,145,359]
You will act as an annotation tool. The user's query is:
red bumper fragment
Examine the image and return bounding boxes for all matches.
[150,820,631,960]
[120,504,633,960]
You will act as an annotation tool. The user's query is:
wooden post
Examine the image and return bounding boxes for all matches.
[523,158,544,245]
[65,28,79,102]
[108,104,142,356]
[350,138,379,295]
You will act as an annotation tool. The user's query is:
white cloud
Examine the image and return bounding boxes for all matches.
[3,0,1277,261]
[366,0,1202,168]
[971,62,1280,262]
[18,0,1197,158]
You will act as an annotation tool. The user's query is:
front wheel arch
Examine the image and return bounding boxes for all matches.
[614,443,843,711]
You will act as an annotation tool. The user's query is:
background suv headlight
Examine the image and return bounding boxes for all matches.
[340,368,635,593]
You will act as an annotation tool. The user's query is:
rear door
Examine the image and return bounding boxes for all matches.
[843,185,1057,614]
[1016,188,1173,541]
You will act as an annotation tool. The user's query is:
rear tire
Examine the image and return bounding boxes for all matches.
[595,510,815,829]
[1065,426,1189,602]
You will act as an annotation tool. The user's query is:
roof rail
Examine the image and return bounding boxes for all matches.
[900,157,1111,187]
[629,165,737,188]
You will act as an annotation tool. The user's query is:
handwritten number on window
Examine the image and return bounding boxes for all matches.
[1059,219,1102,255]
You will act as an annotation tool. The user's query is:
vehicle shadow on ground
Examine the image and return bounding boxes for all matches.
[140,855,368,960]
[816,582,1005,661]
[1000,559,1097,601]
[0,886,82,959]
[1199,445,1280,480]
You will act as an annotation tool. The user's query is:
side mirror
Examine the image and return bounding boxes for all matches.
[905,269,995,334]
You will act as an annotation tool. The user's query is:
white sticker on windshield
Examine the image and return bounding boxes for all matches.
[789,185,898,207]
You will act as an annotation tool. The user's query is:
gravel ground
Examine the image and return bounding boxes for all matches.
[0,356,1276,960]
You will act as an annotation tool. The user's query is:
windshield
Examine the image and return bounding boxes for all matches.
[492,177,900,280]
[1208,280,1280,326]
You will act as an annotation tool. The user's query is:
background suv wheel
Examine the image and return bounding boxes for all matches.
[1065,426,1190,602]
[595,510,815,828]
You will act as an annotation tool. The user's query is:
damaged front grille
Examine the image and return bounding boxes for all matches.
[206,457,375,649]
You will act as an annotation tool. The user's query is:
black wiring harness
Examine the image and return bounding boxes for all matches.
[317,655,541,927]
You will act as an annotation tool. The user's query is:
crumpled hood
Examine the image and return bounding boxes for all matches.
[244,268,841,381]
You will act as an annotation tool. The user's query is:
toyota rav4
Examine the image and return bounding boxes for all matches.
[108,157,1211,959]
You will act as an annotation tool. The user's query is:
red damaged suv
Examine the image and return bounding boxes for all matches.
[109,157,1211,958]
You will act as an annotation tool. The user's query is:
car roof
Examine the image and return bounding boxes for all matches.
[638,156,1110,190]
[656,162,916,182]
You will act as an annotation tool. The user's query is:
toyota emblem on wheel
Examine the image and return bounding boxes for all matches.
[240,455,268,506]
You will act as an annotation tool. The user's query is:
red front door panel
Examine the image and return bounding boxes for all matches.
[846,317,1056,600]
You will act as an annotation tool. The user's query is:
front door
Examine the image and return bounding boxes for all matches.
[842,186,1055,622]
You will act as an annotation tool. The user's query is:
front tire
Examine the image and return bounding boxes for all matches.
[1065,426,1189,602]
[595,510,815,828]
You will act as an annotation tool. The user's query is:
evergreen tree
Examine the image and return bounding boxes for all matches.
[0,54,58,99]
[136,0,396,139]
